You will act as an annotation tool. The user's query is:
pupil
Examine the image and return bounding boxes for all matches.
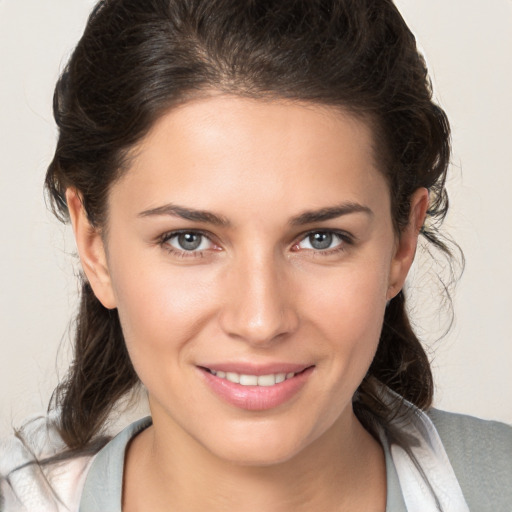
[178,233,202,250]
[310,232,332,250]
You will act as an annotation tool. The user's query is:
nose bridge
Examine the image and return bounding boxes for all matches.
[219,247,298,345]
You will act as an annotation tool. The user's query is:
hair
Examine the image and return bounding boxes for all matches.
[45,0,453,449]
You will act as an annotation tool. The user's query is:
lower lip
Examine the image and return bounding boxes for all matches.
[200,367,314,411]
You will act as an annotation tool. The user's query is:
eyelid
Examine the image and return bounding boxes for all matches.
[158,229,221,257]
[156,228,354,258]
[292,229,355,253]
[159,228,216,244]
[295,228,354,244]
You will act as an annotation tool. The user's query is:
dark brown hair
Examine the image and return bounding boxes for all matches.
[45,0,453,449]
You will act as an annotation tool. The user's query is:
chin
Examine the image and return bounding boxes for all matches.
[212,439,307,467]
[199,415,333,468]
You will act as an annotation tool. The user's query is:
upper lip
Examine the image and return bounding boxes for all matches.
[198,362,312,376]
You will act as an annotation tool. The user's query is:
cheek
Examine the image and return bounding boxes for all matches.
[286,264,390,436]
[298,259,390,375]
[107,252,220,367]
[302,261,389,332]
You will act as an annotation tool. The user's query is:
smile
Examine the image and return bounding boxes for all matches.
[200,365,314,410]
[207,369,297,387]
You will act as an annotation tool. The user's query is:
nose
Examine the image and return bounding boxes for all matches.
[218,251,299,346]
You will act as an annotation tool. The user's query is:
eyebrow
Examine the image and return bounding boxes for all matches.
[138,201,372,227]
[138,204,231,226]
[289,202,373,225]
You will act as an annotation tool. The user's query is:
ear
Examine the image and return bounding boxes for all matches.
[387,187,429,301]
[66,188,117,309]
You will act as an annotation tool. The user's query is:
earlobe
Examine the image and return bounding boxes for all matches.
[387,188,429,300]
[66,188,117,309]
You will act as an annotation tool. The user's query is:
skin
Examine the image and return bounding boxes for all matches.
[67,95,428,511]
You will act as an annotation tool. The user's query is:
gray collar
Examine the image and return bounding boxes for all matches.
[79,416,152,512]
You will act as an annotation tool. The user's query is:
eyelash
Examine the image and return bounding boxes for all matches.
[159,230,216,258]
[158,229,354,258]
[293,230,354,256]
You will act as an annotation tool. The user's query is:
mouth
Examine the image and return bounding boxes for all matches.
[199,365,314,410]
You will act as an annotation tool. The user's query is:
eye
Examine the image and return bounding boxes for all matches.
[164,232,214,252]
[295,231,346,251]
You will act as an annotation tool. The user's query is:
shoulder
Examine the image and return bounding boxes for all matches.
[0,416,95,512]
[428,408,512,465]
[428,408,512,510]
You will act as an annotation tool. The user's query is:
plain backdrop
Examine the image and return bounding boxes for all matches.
[1,0,511,438]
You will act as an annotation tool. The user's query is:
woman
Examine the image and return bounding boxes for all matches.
[1,0,511,511]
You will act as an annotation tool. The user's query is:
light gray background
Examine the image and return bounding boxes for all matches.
[1,0,511,437]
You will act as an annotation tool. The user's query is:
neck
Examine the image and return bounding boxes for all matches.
[123,410,386,512]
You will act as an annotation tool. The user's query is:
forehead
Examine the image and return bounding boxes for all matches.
[111,95,388,220]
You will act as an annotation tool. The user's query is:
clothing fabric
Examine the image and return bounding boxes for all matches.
[1,399,511,511]
[0,415,93,512]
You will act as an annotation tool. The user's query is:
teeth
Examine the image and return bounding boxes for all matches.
[226,372,240,384]
[257,374,275,386]
[210,370,297,386]
[240,374,258,385]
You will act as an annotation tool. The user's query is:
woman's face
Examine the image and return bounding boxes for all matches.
[71,96,424,465]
